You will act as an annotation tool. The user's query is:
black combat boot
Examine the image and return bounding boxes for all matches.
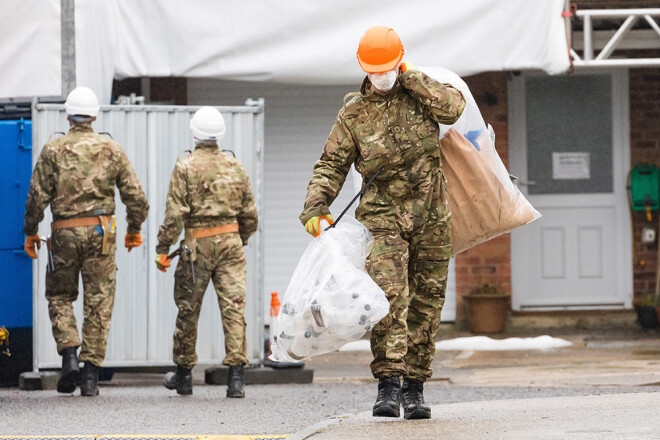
[372,376,401,417]
[401,378,431,419]
[226,365,245,398]
[163,365,193,395]
[80,362,100,397]
[57,347,80,394]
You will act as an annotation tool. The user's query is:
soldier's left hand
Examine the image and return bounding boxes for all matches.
[125,233,143,252]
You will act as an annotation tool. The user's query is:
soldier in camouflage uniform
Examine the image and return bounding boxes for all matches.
[300,27,465,419]
[23,86,149,396]
[156,106,258,397]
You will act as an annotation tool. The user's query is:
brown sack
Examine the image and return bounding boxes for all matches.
[440,128,537,254]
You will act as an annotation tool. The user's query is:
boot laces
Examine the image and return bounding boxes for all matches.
[377,377,400,401]
[403,380,424,404]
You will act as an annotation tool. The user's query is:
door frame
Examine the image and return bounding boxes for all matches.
[508,69,633,311]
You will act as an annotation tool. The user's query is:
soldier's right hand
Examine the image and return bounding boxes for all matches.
[24,235,41,259]
[304,214,334,237]
[155,254,172,272]
[125,233,143,252]
[399,61,416,73]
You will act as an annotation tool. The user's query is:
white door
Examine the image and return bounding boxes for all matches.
[509,71,632,311]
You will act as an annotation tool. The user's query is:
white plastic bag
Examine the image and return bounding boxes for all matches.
[270,217,389,362]
[421,66,541,253]
[421,66,487,143]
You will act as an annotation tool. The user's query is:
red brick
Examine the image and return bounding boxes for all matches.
[485,256,511,265]
[457,256,481,265]
[453,72,513,314]
[498,265,512,276]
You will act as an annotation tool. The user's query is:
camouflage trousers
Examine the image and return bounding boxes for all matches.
[367,219,451,382]
[172,232,248,369]
[45,226,116,367]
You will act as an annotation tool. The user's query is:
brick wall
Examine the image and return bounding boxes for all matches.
[453,66,660,319]
[629,67,660,299]
[455,72,511,325]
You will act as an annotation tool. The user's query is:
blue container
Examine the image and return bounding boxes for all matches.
[0,119,33,385]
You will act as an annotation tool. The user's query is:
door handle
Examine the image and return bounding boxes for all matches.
[509,174,536,186]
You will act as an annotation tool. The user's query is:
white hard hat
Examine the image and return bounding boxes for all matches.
[64,86,100,117]
[190,106,226,141]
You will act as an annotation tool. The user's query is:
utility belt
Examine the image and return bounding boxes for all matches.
[51,215,116,255]
[191,223,239,239]
[182,223,239,262]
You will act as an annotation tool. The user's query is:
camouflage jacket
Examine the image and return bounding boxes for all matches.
[23,123,149,236]
[300,70,466,230]
[156,142,258,254]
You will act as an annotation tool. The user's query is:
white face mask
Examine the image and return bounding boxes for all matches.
[369,70,398,92]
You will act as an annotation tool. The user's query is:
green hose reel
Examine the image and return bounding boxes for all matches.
[629,163,660,218]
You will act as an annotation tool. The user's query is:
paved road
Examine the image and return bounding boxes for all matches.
[2,380,657,436]
[1,333,659,437]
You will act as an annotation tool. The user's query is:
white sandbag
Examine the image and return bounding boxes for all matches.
[270,217,389,362]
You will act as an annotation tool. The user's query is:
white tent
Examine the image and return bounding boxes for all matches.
[1,0,570,103]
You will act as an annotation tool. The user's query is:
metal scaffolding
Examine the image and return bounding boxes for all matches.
[569,8,660,68]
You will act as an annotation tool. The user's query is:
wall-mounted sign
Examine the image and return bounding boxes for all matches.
[552,152,590,180]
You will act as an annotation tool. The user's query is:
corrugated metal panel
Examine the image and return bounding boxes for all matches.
[187,80,456,322]
[31,102,265,368]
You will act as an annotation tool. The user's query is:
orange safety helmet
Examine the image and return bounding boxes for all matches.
[356,26,405,73]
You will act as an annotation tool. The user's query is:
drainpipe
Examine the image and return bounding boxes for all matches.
[563,0,575,73]
[61,0,76,97]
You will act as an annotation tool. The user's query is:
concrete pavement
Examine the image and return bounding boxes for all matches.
[290,392,660,440]
[292,329,660,439]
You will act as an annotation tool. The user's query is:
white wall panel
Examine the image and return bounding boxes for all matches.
[32,102,265,369]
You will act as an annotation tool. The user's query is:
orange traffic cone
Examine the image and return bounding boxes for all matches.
[269,292,281,347]
[270,292,281,317]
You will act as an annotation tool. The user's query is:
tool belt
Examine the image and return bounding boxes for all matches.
[51,215,116,255]
[191,223,239,239]
[182,223,239,262]
[51,217,102,229]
